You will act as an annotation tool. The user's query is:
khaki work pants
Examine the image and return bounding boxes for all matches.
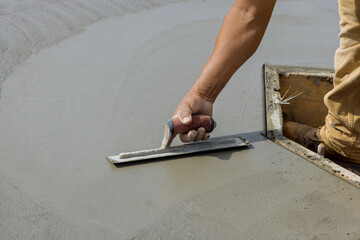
[320,0,360,163]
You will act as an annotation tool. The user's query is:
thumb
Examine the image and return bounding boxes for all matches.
[177,105,192,125]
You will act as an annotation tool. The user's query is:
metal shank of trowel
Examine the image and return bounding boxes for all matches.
[162,115,216,147]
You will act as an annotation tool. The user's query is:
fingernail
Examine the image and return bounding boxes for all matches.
[183,116,191,123]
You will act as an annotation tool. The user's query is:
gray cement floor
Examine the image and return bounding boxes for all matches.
[1,0,360,239]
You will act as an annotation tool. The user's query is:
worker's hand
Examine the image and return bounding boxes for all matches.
[173,91,213,142]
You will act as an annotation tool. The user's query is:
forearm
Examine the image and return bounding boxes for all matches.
[190,0,276,102]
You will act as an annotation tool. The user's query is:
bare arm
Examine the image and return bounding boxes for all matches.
[191,0,276,102]
[173,0,276,142]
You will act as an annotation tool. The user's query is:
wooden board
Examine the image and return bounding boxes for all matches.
[279,74,333,128]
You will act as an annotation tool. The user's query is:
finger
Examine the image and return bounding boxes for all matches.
[179,130,197,142]
[195,127,206,141]
[203,133,210,140]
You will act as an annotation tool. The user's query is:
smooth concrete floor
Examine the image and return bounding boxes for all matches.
[1,0,360,239]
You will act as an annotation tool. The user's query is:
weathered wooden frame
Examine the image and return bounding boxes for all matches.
[263,64,360,188]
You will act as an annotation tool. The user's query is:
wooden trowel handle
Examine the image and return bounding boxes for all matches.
[169,115,216,135]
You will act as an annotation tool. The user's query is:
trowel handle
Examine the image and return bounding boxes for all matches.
[162,115,216,147]
[169,115,216,136]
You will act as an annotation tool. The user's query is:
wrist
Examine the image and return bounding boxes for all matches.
[190,73,224,104]
[190,55,232,103]
[187,87,216,103]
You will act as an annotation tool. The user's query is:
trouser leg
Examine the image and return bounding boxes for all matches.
[319,0,360,161]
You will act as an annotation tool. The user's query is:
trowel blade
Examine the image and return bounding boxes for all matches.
[107,136,249,164]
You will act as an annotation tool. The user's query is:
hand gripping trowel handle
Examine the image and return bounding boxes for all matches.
[108,114,248,164]
[161,115,216,148]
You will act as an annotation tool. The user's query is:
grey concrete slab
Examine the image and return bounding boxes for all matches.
[0,0,359,239]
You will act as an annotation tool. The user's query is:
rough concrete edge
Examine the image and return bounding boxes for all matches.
[263,64,360,189]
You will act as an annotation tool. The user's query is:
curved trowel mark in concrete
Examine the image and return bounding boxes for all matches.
[0,0,188,94]
[111,19,223,148]
[0,2,233,239]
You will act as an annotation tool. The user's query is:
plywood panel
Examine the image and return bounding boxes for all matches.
[280,74,333,128]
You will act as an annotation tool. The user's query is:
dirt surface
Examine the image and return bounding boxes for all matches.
[1,0,360,239]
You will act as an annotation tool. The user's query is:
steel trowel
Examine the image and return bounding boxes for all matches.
[107,115,249,164]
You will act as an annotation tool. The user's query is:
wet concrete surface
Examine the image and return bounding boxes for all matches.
[1,0,360,239]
